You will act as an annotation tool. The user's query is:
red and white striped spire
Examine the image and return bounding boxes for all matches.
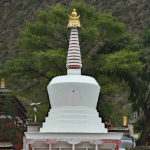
[67,28,82,69]
[66,9,82,75]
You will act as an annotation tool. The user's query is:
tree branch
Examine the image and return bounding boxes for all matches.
[53,61,65,74]
[86,39,102,57]
[30,68,50,79]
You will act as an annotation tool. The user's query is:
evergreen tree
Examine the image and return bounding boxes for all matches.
[127,28,150,145]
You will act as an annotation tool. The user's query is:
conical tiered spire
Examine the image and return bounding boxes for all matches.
[66,9,82,75]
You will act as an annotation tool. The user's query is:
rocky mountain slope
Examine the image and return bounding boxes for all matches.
[0,0,150,67]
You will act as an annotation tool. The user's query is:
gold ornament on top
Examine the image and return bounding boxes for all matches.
[123,116,127,127]
[67,9,81,28]
[1,78,5,88]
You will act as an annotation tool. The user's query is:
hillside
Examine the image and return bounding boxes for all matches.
[0,0,150,68]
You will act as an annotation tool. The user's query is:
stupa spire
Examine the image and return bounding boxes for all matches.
[66,9,82,75]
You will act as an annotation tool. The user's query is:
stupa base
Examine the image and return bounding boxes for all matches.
[24,132,123,150]
[40,106,107,133]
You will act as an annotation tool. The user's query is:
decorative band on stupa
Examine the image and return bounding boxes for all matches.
[66,9,82,69]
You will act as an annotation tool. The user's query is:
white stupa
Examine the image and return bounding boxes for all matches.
[40,9,107,133]
[24,9,123,150]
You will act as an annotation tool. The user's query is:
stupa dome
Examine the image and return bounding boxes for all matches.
[48,75,100,109]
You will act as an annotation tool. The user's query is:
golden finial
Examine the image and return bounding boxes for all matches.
[1,78,5,88]
[67,9,81,29]
[123,116,127,127]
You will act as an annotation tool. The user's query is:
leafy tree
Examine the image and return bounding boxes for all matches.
[95,50,143,124]
[98,33,140,54]
[124,30,150,145]
[0,2,143,127]
[102,50,143,74]
[126,62,150,145]
[101,27,150,145]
